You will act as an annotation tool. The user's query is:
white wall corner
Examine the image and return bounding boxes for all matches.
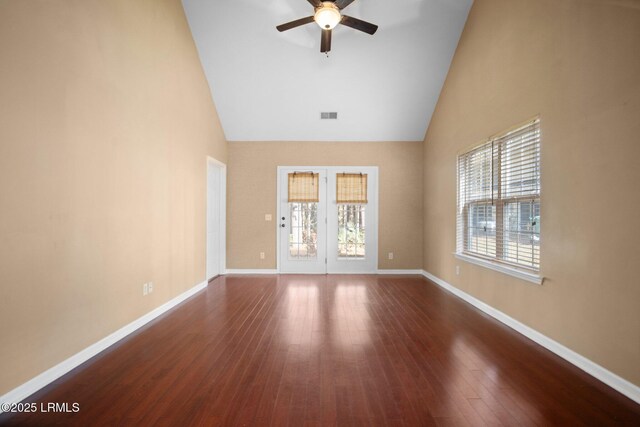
[420,270,640,405]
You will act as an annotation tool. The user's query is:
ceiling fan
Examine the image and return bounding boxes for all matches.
[276,0,378,54]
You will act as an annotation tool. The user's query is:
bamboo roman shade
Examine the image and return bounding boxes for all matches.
[336,173,368,204]
[288,172,319,202]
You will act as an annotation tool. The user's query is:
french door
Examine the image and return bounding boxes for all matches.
[278,167,378,274]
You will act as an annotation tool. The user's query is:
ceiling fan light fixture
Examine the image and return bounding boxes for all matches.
[314,2,341,30]
[276,0,377,53]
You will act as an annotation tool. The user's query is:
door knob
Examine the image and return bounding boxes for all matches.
[281,224,285,228]
[281,217,285,220]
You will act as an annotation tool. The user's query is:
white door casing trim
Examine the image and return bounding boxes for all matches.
[277,168,328,274]
[326,166,378,274]
[276,166,379,274]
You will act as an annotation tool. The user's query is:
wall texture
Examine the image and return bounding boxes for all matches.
[423,0,640,386]
[227,142,423,270]
[0,0,227,395]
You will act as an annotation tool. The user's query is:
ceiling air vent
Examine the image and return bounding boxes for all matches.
[320,112,338,120]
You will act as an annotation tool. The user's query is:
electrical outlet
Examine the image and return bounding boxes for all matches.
[456,265,460,276]
[265,214,272,221]
[260,252,265,260]
[388,252,394,260]
[148,282,153,293]
[143,283,148,296]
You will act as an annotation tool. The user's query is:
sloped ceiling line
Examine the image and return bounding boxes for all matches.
[182,0,473,142]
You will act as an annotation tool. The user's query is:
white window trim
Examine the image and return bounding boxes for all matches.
[456,117,541,274]
[454,252,543,285]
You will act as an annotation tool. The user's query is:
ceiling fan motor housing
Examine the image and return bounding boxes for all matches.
[275,0,377,53]
[314,2,341,29]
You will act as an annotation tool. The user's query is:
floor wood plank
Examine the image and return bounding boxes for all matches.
[1,274,639,426]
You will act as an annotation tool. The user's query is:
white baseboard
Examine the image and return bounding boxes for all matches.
[225,269,278,275]
[377,269,424,275]
[421,270,640,405]
[224,269,424,276]
[0,280,208,410]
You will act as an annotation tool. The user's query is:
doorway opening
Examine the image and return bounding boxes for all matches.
[207,158,226,281]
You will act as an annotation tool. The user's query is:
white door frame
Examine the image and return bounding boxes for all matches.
[206,157,226,281]
[277,168,328,274]
[326,166,378,273]
[276,166,378,274]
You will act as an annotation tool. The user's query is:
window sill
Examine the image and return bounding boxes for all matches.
[454,253,544,285]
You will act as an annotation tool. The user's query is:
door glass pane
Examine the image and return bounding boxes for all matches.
[338,204,365,258]
[289,202,318,259]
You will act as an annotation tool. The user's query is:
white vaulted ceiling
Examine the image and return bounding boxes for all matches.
[182,0,472,142]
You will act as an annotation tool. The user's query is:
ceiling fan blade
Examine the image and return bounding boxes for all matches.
[340,15,378,35]
[321,29,332,53]
[307,0,322,7]
[276,16,315,32]
[336,0,356,10]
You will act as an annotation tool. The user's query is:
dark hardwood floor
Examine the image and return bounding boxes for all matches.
[1,275,639,426]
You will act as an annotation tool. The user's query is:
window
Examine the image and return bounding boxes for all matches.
[337,204,365,258]
[457,119,541,272]
[288,172,319,259]
[289,202,318,259]
[336,173,367,259]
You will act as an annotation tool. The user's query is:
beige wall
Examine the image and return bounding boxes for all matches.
[423,0,640,386]
[0,0,227,395]
[227,142,423,270]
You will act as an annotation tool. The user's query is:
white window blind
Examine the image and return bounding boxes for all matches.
[457,119,541,271]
